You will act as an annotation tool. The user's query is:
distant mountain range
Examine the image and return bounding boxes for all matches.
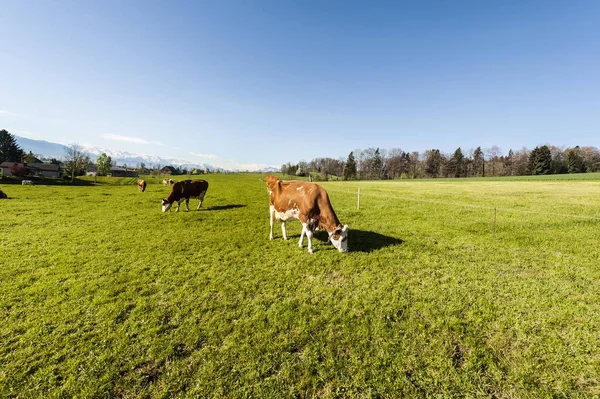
[14,136,280,173]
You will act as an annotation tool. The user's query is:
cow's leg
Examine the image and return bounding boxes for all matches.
[175,199,182,212]
[298,223,306,248]
[281,221,288,240]
[185,198,190,212]
[197,192,206,209]
[305,225,314,254]
[269,205,275,240]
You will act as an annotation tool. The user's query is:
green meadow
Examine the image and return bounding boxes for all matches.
[1,174,600,398]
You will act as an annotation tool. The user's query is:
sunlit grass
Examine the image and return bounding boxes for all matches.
[1,174,599,397]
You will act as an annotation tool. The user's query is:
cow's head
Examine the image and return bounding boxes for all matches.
[161,199,172,212]
[329,224,349,253]
[265,176,280,194]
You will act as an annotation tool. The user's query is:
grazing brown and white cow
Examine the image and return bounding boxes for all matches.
[266,176,348,253]
[162,178,174,186]
[137,179,147,192]
[162,179,208,212]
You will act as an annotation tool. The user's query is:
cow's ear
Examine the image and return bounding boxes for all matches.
[342,225,348,232]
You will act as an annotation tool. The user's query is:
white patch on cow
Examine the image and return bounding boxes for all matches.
[329,225,349,253]
[274,207,299,222]
[162,199,172,212]
[296,186,303,191]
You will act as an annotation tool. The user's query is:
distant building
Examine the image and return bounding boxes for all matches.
[109,167,138,177]
[0,162,62,178]
[160,166,177,175]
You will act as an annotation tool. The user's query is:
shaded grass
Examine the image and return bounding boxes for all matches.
[1,174,600,397]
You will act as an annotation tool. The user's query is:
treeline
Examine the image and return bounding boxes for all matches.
[282,145,600,180]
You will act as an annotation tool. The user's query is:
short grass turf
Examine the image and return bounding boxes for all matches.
[1,174,600,398]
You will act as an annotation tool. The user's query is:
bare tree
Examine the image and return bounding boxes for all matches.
[409,151,421,178]
[485,145,502,177]
[512,147,530,176]
[64,143,89,183]
[580,146,600,172]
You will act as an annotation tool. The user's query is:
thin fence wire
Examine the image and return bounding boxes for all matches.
[331,188,600,221]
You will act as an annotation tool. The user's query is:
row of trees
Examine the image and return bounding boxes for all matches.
[283,145,600,180]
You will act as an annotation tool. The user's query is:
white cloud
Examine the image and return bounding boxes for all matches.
[103,133,166,147]
[0,109,26,118]
[189,151,219,160]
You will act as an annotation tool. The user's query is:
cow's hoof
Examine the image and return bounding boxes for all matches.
[308,248,314,254]
[283,236,288,241]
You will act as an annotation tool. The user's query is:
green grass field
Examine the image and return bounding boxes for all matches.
[1,174,600,398]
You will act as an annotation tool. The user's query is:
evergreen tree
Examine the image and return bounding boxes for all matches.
[343,152,357,180]
[529,145,552,175]
[446,147,465,177]
[373,148,383,179]
[504,149,514,176]
[0,129,23,164]
[567,147,585,173]
[536,145,552,175]
[425,149,443,178]
[472,147,484,177]
[527,147,538,175]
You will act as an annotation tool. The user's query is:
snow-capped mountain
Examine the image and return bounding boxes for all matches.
[14,136,279,173]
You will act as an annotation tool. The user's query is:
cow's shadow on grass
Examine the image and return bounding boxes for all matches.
[204,204,246,211]
[313,229,403,253]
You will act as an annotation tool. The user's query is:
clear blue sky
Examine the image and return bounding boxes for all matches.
[1,0,599,169]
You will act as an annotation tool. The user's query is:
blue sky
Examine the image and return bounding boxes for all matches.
[1,0,599,169]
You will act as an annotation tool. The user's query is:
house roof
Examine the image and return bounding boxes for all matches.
[33,163,61,171]
[110,167,137,172]
[0,162,60,171]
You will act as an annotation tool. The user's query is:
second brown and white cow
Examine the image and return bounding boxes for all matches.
[137,179,147,192]
[161,179,208,212]
[266,176,348,253]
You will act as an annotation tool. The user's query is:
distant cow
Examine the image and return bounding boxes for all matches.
[137,179,147,192]
[266,176,348,253]
[162,178,174,186]
[0,189,7,199]
[22,180,33,185]
[162,179,208,212]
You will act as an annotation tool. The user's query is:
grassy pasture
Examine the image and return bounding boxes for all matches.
[1,174,600,398]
